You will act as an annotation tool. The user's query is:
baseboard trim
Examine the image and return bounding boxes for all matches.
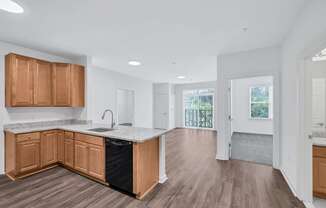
[216,154,228,161]
[280,168,298,198]
[159,175,168,184]
[303,201,315,208]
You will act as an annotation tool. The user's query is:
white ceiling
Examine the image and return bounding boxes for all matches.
[0,0,305,83]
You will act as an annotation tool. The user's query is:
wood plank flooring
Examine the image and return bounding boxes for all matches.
[0,129,304,208]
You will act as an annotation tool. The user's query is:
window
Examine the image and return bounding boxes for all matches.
[249,86,273,119]
[183,89,214,128]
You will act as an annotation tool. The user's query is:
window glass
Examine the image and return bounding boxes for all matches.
[250,86,272,119]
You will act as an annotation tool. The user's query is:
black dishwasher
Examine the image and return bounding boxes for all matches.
[105,138,133,194]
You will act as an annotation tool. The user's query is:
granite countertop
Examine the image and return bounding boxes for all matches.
[4,123,171,143]
[313,137,326,147]
[313,129,326,147]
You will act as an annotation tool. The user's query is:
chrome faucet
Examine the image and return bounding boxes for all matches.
[101,109,115,129]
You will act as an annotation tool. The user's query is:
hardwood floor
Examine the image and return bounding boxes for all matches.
[0,129,304,208]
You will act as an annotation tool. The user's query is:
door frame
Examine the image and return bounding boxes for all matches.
[224,71,281,169]
[297,37,326,205]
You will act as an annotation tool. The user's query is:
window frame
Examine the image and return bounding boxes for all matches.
[182,88,215,129]
[249,85,273,120]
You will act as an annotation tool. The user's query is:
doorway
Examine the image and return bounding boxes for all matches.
[182,88,215,129]
[302,48,326,208]
[228,76,274,166]
[116,89,135,126]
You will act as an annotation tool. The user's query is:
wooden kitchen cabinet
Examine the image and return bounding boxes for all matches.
[5,54,34,107]
[88,143,105,180]
[52,63,85,107]
[314,146,326,198]
[74,140,89,174]
[133,138,159,199]
[74,133,105,181]
[5,130,104,182]
[52,63,71,106]
[5,53,85,107]
[64,134,74,168]
[41,131,58,167]
[33,60,53,106]
[57,131,64,163]
[15,133,41,175]
[71,64,85,107]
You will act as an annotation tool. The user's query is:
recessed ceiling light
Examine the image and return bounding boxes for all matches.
[0,0,24,14]
[177,75,186,79]
[128,61,141,66]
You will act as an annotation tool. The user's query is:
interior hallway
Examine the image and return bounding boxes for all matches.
[0,129,303,208]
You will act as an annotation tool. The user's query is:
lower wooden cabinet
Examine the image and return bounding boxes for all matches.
[16,138,41,174]
[4,132,41,176]
[88,144,105,179]
[41,131,58,167]
[57,131,64,163]
[74,133,105,181]
[74,140,88,174]
[314,146,326,198]
[64,137,74,168]
[5,130,105,182]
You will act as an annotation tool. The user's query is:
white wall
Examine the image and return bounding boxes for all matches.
[280,0,326,201]
[216,46,281,162]
[86,66,153,128]
[174,81,217,129]
[0,41,82,174]
[231,76,273,135]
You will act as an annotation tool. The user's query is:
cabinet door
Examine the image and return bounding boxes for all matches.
[88,144,105,180]
[74,141,88,174]
[53,63,71,106]
[314,157,326,194]
[33,60,52,106]
[9,54,34,106]
[16,140,40,174]
[57,131,64,163]
[64,138,74,168]
[41,131,58,167]
[71,65,85,107]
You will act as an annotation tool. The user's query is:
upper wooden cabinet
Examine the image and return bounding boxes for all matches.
[5,54,34,106]
[33,60,53,106]
[5,53,85,107]
[52,63,85,107]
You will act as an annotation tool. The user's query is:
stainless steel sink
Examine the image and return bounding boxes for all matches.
[87,128,115,132]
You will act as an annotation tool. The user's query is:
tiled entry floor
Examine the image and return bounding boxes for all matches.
[231,132,273,165]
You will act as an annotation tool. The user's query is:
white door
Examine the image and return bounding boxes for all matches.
[312,78,326,130]
[154,93,169,129]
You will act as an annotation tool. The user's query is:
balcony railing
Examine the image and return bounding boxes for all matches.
[185,109,213,128]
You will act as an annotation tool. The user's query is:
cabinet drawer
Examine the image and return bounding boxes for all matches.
[16,132,40,143]
[314,146,326,158]
[75,133,103,146]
